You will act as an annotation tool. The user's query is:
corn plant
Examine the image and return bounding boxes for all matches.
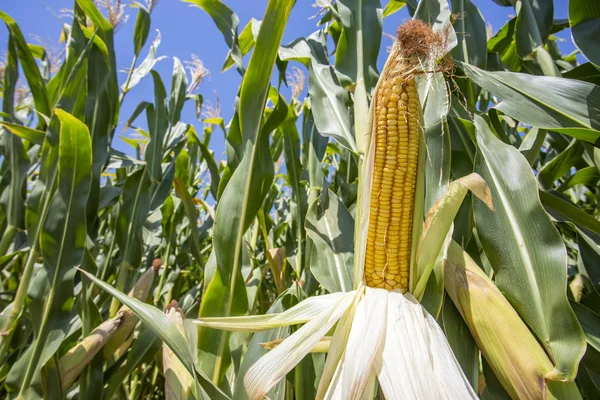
[1,0,600,399]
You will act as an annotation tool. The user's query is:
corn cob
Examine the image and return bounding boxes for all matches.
[365,76,420,292]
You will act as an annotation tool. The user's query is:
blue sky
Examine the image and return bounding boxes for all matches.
[0,0,574,161]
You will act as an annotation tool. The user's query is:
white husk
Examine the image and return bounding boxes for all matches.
[375,291,478,400]
[193,292,347,332]
[339,287,387,398]
[243,287,478,400]
[243,292,355,399]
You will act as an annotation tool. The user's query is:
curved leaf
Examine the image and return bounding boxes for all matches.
[280,31,356,152]
[473,115,585,380]
[78,269,229,400]
[8,109,92,397]
[208,0,294,385]
[460,61,600,144]
[335,0,382,92]
[515,0,553,58]
[0,121,46,145]
[305,189,354,293]
[133,3,151,57]
[183,0,242,71]
[569,0,600,67]
[0,11,51,119]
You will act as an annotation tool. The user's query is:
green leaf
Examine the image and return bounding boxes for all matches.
[335,0,382,92]
[569,0,600,67]
[305,189,354,293]
[199,141,221,200]
[209,0,294,384]
[301,106,328,189]
[564,62,600,86]
[441,296,479,391]
[197,269,247,387]
[0,11,51,119]
[459,61,600,144]
[77,269,230,400]
[232,296,291,399]
[571,301,600,353]
[123,30,166,93]
[78,0,120,235]
[173,177,204,270]
[280,97,306,274]
[451,0,487,68]
[146,70,169,183]
[0,121,46,145]
[578,230,600,293]
[450,0,486,106]
[539,190,600,237]
[383,0,406,17]
[46,12,90,115]
[413,173,493,299]
[1,36,29,230]
[515,0,553,58]
[169,57,188,126]
[133,3,151,57]
[124,100,152,130]
[183,0,242,71]
[222,18,261,72]
[116,168,152,270]
[8,109,92,397]
[473,115,586,380]
[518,127,546,166]
[103,326,161,399]
[538,139,584,190]
[487,17,521,72]
[280,31,355,152]
[558,166,600,192]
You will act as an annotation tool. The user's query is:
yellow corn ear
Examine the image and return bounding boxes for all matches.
[365,77,420,292]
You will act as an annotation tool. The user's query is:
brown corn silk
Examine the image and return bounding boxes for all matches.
[364,21,444,291]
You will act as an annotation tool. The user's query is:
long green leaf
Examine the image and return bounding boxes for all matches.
[473,115,585,380]
[77,0,120,236]
[335,0,382,92]
[8,109,92,397]
[133,3,151,57]
[459,61,600,144]
[183,0,242,71]
[571,301,600,353]
[515,0,553,58]
[441,296,479,390]
[540,189,600,237]
[569,0,600,67]
[1,35,29,231]
[0,121,46,145]
[205,0,294,385]
[305,189,354,293]
[280,31,356,152]
[538,139,584,190]
[78,269,229,400]
[450,0,486,107]
[0,11,51,119]
[146,70,169,183]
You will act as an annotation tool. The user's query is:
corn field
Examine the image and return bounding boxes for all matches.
[1,0,599,398]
